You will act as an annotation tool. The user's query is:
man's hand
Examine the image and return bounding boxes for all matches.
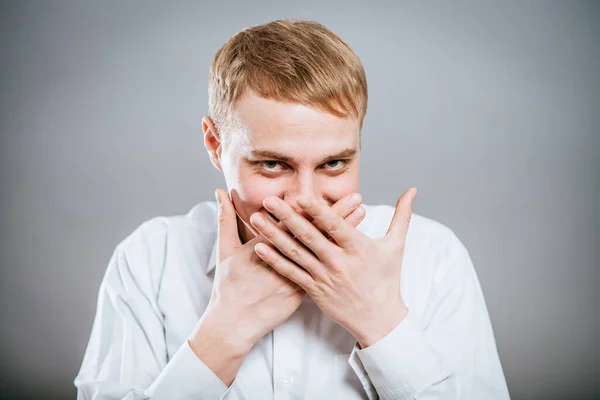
[250,187,417,349]
[188,189,366,386]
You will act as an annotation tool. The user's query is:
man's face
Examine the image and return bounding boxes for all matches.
[204,90,361,243]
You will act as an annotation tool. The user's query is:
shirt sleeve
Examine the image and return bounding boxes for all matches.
[74,241,229,400]
[347,231,511,400]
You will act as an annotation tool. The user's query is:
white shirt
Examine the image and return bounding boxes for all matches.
[74,201,510,399]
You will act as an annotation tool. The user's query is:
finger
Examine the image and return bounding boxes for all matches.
[345,205,366,228]
[254,205,365,258]
[254,242,314,291]
[329,192,363,221]
[385,187,417,242]
[263,196,333,259]
[321,205,366,242]
[215,189,242,261]
[317,193,364,241]
[272,192,361,238]
[250,211,323,279]
[296,196,360,250]
[247,192,363,247]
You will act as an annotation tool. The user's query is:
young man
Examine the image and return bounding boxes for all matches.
[75,20,510,399]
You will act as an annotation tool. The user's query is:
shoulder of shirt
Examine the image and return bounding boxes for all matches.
[361,203,471,273]
[115,200,218,252]
[361,203,459,245]
[106,201,218,292]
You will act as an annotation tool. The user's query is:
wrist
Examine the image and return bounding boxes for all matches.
[191,304,257,355]
[353,303,409,349]
[188,306,257,386]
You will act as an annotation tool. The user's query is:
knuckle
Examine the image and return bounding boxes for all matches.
[298,230,316,244]
[286,246,300,261]
[325,222,340,235]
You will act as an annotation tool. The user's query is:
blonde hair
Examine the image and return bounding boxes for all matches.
[208,19,368,139]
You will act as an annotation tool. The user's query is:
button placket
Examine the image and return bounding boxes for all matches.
[273,314,303,400]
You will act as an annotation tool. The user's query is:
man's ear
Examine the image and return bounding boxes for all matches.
[203,116,223,172]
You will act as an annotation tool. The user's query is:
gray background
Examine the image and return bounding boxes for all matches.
[0,1,598,399]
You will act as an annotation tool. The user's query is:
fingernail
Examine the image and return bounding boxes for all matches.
[356,206,365,218]
[215,190,222,205]
[251,213,265,228]
[349,193,362,206]
[264,197,280,211]
[255,243,268,256]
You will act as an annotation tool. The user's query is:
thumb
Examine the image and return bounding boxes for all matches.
[215,189,241,261]
[385,187,417,242]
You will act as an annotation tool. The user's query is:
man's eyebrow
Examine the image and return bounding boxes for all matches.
[318,148,357,164]
[249,148,357,165]
[249,150,294,163]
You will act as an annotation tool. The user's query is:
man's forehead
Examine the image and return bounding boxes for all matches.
[234,92,360,141]
[241,115,359,144]
[232,121,359,160]
[236,91,350,128]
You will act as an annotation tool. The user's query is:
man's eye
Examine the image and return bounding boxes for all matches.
[261,161,282,170]
[324,160,345,170]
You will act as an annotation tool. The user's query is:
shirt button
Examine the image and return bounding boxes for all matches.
[283,375,294,384]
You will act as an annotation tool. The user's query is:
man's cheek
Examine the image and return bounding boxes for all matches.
[324,177,359,202]
[234,179,276,214]
[242,176,283,200]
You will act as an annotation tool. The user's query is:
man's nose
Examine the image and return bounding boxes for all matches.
[283,179,320,221]
[282,195,313,220]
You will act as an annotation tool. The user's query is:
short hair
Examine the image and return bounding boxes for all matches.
[208,19,368,139]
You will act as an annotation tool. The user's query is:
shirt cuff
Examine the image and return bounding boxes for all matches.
[146,340,230,399]
[349,309,450,400]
